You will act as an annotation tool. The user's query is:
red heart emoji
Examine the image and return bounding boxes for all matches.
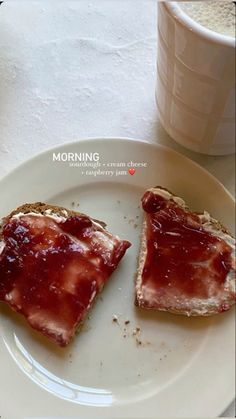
[128,168,136,175]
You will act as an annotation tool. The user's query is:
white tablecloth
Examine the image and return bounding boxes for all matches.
[0,1,235,417]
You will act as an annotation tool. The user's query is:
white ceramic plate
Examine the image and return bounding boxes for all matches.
[0,138,235,418]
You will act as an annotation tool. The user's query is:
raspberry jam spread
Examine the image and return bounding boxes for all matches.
[0,213,130,346]
[140,191,233,306]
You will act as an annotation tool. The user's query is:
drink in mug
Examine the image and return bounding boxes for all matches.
[179,1,235,38]
[156,2,235,155]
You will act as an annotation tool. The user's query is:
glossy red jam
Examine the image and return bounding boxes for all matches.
[141,191,233,301]
[0,213,130,346]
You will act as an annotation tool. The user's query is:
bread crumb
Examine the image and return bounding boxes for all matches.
[134,223,138,229]
[81,323,92,332]
[77,203,80,207]
[112,315,118,323]
[136,338,142,346]
[124,320,130,325]
[132,327,141,336]
[123,334,126,338]
[71,202,75,207]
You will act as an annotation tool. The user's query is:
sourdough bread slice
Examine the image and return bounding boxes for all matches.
[136,187,235,316]
[0,202,131,346]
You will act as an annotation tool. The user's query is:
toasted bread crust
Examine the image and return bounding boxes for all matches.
[5,202,106,229]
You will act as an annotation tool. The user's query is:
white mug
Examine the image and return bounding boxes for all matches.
[156,2,235,156]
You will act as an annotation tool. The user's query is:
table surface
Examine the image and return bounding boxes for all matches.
[0,1,235,417]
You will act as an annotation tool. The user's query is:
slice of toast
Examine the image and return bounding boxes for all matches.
[135,187,235,316]
[0,203,131,346]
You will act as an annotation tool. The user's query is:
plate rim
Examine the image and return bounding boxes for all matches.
[0,136,235,205]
